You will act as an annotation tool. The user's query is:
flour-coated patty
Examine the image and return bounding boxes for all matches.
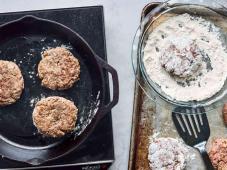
[0,60,24,106]
[38,47,80,90]
[32,96,78,137]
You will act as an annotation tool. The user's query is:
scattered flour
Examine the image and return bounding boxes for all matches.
[143,13,227,101]
[30,94,45,107]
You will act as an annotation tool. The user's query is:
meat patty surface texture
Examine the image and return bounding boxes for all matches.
[33,96,78,137]
[209,138,227,169]
[38,47,80,90]
[0,60,24,106]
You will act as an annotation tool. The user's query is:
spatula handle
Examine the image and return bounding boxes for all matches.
[200,150,214,170]
[195,142,214,170]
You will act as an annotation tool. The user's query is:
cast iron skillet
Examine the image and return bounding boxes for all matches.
[0,15,119,165]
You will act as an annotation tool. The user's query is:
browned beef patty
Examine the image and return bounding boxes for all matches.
[38,47,80,90]
[0,60,24,106]
[32,96,78,137]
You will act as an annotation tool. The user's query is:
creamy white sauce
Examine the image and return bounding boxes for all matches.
[143,13,227,101]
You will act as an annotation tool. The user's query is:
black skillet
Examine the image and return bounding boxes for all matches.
[0,15,119,165]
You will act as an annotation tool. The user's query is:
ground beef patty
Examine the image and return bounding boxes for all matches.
[32,96,78,137]
[209,138,227,169]
[38,47,80,90]
[0,60,24,106]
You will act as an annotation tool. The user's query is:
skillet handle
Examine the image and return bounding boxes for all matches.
[96,56,119,118]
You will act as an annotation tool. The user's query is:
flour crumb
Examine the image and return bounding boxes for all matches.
[30,94,46,107]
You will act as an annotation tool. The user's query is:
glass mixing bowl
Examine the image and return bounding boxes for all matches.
[132,0,227,112]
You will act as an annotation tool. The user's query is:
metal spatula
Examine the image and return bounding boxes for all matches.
[172,107,214,170]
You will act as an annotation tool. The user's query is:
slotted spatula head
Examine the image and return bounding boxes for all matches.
[172,107,210,147]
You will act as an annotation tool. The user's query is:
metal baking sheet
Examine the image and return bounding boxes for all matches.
[129,2,227,170]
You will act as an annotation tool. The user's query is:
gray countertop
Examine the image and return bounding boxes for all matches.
[0,0,150,169]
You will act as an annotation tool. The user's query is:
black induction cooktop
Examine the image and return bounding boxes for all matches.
[0,6,114,170]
